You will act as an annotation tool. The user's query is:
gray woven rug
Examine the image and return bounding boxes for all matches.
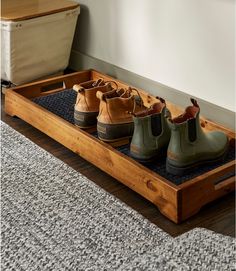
[1,121,235,270]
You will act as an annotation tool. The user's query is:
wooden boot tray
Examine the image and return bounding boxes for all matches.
[5,69,235,223]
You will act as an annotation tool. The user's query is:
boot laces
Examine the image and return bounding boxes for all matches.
[125,87,145,116]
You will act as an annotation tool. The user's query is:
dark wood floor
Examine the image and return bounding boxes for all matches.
[1,94,235,237]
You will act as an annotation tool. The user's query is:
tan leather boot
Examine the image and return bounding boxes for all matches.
[96,87,144,142]
[73,79,117,128]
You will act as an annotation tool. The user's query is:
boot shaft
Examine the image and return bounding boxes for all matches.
[130,98,171,160]
[167,98,204,157]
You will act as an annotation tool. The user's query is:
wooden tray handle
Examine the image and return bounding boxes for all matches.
[180,160,235,222]
[39,81,67,96]
[8,70,92,99]
[208,161,235,197]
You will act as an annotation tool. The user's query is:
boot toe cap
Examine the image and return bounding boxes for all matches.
[208,131,229,154]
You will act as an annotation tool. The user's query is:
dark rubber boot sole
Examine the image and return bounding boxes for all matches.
[74,110,98,129]
[166,145,229,176]
[130,147,167,164]
[97,121,134,142]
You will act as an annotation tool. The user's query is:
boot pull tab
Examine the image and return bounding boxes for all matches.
[96,91,106,102]
[73,84,85,94]
[156,96,166,104]
[191,98,199,107]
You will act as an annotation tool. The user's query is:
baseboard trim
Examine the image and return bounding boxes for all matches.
[69,50,235,131]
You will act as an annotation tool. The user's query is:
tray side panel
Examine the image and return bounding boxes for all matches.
[179,161,235,220]
[5,90,179,223]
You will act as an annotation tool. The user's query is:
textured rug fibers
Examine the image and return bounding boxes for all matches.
[1,121,170,270]
[1,121,235,270]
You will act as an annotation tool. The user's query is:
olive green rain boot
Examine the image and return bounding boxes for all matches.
[130,97,171,162]
[166,98,229,175]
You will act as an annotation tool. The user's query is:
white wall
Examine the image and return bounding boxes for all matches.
[72,0,235,112]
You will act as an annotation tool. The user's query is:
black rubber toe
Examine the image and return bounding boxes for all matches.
[97,121,134,142]
[74,110,98,128]
[166,146,229,176]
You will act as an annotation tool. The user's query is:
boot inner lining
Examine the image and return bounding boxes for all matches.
[172,106,199,124]
[136,102,165,117]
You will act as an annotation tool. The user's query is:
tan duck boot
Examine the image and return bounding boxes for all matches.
[166,98,229,175]
[96,87,144,142]
[73,79,117,128]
